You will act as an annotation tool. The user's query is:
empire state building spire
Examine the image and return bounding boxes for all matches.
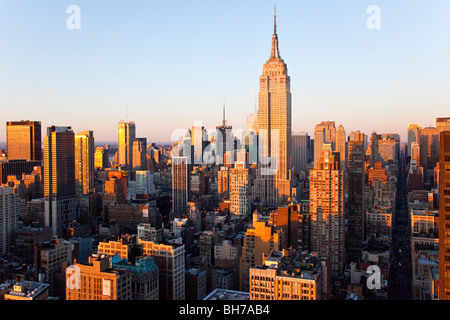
[270,6,280,60]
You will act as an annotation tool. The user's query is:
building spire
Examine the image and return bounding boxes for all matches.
[270,6,280,59]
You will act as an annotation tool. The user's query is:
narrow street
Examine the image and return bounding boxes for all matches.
[388,147,412,300]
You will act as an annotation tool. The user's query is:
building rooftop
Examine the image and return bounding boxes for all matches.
[5,281,49,299]
[203,289,249,301]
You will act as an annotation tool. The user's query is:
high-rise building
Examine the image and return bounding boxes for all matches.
[255,10,292,205]
[408,124,422,157]
[336,125,346,165]
[0,187,19,256]
[436,118,450,133]
[75,131,95,195]
[94,147,109,170]
[138,239,186,300]
[314,121,336,167]
[268,202,299,250]
[132,138,147,171]
[292,132,310,173]
[6,120,42,161]
[216,105,233,166]
[229,162,250,219]
[218,166,229,201]
[44,126,77,236]
[118,121,136,169]
[309,144,345,279]
[172,157,190,218]
[439,130,450,299]
[346,131,365,263]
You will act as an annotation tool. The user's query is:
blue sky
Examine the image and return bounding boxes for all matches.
[0,0,449,143]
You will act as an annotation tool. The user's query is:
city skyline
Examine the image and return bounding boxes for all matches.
[1,1,450,143]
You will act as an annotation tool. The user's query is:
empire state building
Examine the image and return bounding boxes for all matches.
[254,9,292,205]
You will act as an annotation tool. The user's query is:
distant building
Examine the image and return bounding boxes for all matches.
[0,187,19,256]
[6,120,42,161]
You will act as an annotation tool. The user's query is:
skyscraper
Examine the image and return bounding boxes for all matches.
[0,187,18,256]
[6,120,42,161]
[309,144,345,279]
[407,124,421,157]
[336,125,346,165]
[439,130,450,299]
[118,121,136,169]
[75,131,95,195]
[44,126,77,236]
[291,132,310,173]
[346,131,365,263]
[229,162,250,219]
[172,157,190,218]
[314,121,336,167]
[255,10,292,205]
[132,138,147,171]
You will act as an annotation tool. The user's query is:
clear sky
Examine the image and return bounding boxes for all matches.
[1,0,449,144]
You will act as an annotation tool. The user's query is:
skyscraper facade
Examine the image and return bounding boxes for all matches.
[439,130,450,299]
[255,11,292,205]
[0,187,19,256]
[292,132,310,174]
[118,121,136,169]
[309,144,345,279]
[6,120,42,161]
[172,157,190,218]
[346,131,365,263]
[314,121,336,167]
[44,126,77,236]
[75,131,95,195]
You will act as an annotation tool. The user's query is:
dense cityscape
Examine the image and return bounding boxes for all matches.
[0,5,448,304]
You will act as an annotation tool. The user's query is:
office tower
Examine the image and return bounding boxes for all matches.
[249,250,324,300]
[44,126,77,236]
[336,125,346,165]
[346,131,365,263]
[256,10,292,205]
[269,202,299,249]
[190,125,208,165]
[309,144,345,279]
[218,166,229,201]
[6,120,42,161]
[118,120,136,169]
[292,132,310,173]
[172,157,190,218]
[314,121,336,167]
[216,105,233,165]
[66,254,132,300]
[75,131,94,195]
[94,147,109,170]
[420,127,439,172]
[239,211,283,292]
[436,118,450,133]
[378,138,397,165]
[439,130,450,299]
[367,131,381,167]
[411,142,420,165]
[34,238,73,296]
[138,239,186,300]
[0,187,19,256]
[135,170,156,195]
[229,162,250,219]
[132,138,147,171]
[408,124,422,157]
[111,255,159,300]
